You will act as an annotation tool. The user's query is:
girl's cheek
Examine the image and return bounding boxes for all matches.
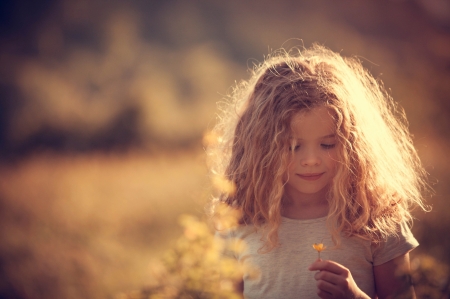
[329,150,341,173]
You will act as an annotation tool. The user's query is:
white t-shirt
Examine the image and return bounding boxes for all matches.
[219,216,418,299]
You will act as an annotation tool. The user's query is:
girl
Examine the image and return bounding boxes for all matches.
[208,45,429,298]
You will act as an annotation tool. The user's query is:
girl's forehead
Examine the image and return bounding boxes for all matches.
[291,106,335,125]
[290,107,337,137]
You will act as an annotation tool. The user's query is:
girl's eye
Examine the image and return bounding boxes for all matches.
[321,144,336,149]
[290,145,300,151]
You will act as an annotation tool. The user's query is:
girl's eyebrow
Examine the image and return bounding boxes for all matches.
[321,134,336,139]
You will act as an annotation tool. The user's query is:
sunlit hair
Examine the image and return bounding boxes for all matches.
[206,44,429,251]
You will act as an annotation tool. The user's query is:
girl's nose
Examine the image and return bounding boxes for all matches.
[300,151,321,166]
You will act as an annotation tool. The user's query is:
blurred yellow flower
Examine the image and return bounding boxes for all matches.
[202,130,222,146]
[212,202,241,230]
[312,243,325,259]
[212,175,236,196]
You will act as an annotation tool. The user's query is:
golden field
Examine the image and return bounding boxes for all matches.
[0,150,212,298]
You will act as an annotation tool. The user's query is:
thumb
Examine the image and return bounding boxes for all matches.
[308,258,323,271]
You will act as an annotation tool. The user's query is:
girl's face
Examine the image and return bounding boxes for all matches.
[284,106,338,201]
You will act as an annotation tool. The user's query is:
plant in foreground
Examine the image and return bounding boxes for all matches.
[117,210,255,299]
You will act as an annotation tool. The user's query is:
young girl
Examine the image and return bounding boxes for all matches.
[208,45,429,298]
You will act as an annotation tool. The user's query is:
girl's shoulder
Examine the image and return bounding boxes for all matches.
[370,221,419,266]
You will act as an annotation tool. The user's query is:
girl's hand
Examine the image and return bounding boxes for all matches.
[308,259,370,299]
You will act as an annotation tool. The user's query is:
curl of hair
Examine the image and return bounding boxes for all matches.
[206,44,429,251]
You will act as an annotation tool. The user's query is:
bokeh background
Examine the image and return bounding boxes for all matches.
[0,0,449,298]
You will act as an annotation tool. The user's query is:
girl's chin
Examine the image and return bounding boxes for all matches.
[283,187,330,201]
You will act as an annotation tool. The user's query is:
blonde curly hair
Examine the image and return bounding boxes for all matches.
[206,44,429,251]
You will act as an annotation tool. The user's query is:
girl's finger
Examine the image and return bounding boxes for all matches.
[316,278,339,297]
[314,280,333,299]
[317,289,334,299]
[314,269,342,285]
[309,259,349,275]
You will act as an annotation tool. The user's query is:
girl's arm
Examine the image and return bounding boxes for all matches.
[373,252,415,299]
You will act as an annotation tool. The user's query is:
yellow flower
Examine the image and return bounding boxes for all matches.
[312,243,325,259]
[312,243,325,252]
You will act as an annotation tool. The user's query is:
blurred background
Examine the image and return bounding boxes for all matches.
[0,0,449,298]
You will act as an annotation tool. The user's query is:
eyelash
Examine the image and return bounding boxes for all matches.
[321,144,336,149]
[290,144,336,151]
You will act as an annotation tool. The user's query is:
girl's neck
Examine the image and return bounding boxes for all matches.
[281,189,329,220]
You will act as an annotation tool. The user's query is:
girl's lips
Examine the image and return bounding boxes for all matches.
[297,173,324,181]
